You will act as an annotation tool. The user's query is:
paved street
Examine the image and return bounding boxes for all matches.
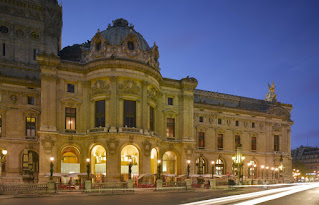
[1,184,319,205]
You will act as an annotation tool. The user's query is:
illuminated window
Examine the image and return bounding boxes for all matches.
[95,100,105,127]
[150,106,155,131]
[198,132,205,149]
[65,107,76,130]
[124,100,136,128]
[26,117,36,137]
[216,159,224,175]
[166,118,175,138]
[217,134,223,150]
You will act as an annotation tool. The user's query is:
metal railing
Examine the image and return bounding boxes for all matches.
[0,183,48,195]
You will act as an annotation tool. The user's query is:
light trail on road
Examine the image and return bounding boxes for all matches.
[181,183,319,205]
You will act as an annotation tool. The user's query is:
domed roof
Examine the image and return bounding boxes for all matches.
[100,18,150,50]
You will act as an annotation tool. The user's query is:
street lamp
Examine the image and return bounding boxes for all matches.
[187,160,191,178]
[271,167,274,179]
[49,157,54,180]
[157,160,161,179]
[211,161,215,179]
[128,158,132,180]
[261,165,265,179]
[86,158,90,179]
[232,144,245,185]
[0,149,8,177]
[266,166,269,180]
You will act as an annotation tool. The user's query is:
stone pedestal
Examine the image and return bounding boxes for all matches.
[185,178,192,189]
[156,179,163,189]
[85,180,92,192]
[209,179,216,189]
[48,180,55,193]
[127,179,133,189]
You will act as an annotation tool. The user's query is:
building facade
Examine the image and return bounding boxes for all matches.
[0,0,293,184]
[292,146,319,171]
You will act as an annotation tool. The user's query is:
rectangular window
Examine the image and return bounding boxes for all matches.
[26,117,36,137]
[95,100,105,127]
[235,135,241,150]
[150,106,155,131]
[218,118,222,125]
[33,49,37,60]
[65,107,76,130]
[67,84,75,93]
[199,116,203,123]
[252,122,255,128]
[2,43,5,56]
[27,96,35,105]
[166,118,175,138]
[124,100,136,128]
[274,135,279,151]
[236,120,239,126]
[251,136,257,151]
[168,97,173,105]
[0,114,2,137]
[217,134,223,150]
[198,132,205,148]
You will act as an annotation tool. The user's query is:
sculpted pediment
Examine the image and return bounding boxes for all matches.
[119,80,140,96]
[267,106,290,118]
[163,109,178,117]
[60,96,82,104]
[91,80,110,95]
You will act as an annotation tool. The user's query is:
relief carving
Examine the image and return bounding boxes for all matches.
[91,80,110,95]
[41,136,55,155]
[107,137,119,155]
[142,139,152,157]
[119,80,140,96]
[273,123,282,132]
[147,87,158,102]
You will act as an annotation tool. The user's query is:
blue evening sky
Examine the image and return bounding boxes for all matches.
[58,0,319,149]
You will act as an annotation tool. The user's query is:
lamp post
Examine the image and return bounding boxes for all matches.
[266,166,269,180]
[296,169,299,182]
[128,158,132,180]
[86,158,90,179]
[49,157,54,180]
[261,165,265,179]
[0,149,8,177]
[157,160,161,179]
[232,144,245,185]
[187,160,191,178]
[271,167,274,179]
[211,161,215,179]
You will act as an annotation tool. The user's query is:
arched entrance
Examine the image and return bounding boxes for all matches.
[248,160,257,178]
[216,158,225,175]
[61,146,80,174]
[162,151,177,181]
[91,145,107,183]
[121,145,139,181]
[150,148,158,174]
[22,150,39,183]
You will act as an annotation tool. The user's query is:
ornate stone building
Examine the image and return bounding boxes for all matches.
[0,0,293,184]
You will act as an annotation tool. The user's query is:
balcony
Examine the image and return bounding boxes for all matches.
[119,127,143,134]
[89,127,108,133]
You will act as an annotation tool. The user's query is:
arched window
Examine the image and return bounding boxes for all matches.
[162,151,177,175]
[91,145,106,182]
[61,146,80,174]
[216,158,224,175]
[150,148,158,174]
[248,160,257,177]
[121,145,139,181]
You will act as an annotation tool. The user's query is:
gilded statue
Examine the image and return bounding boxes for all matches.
[265,81,277,102]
